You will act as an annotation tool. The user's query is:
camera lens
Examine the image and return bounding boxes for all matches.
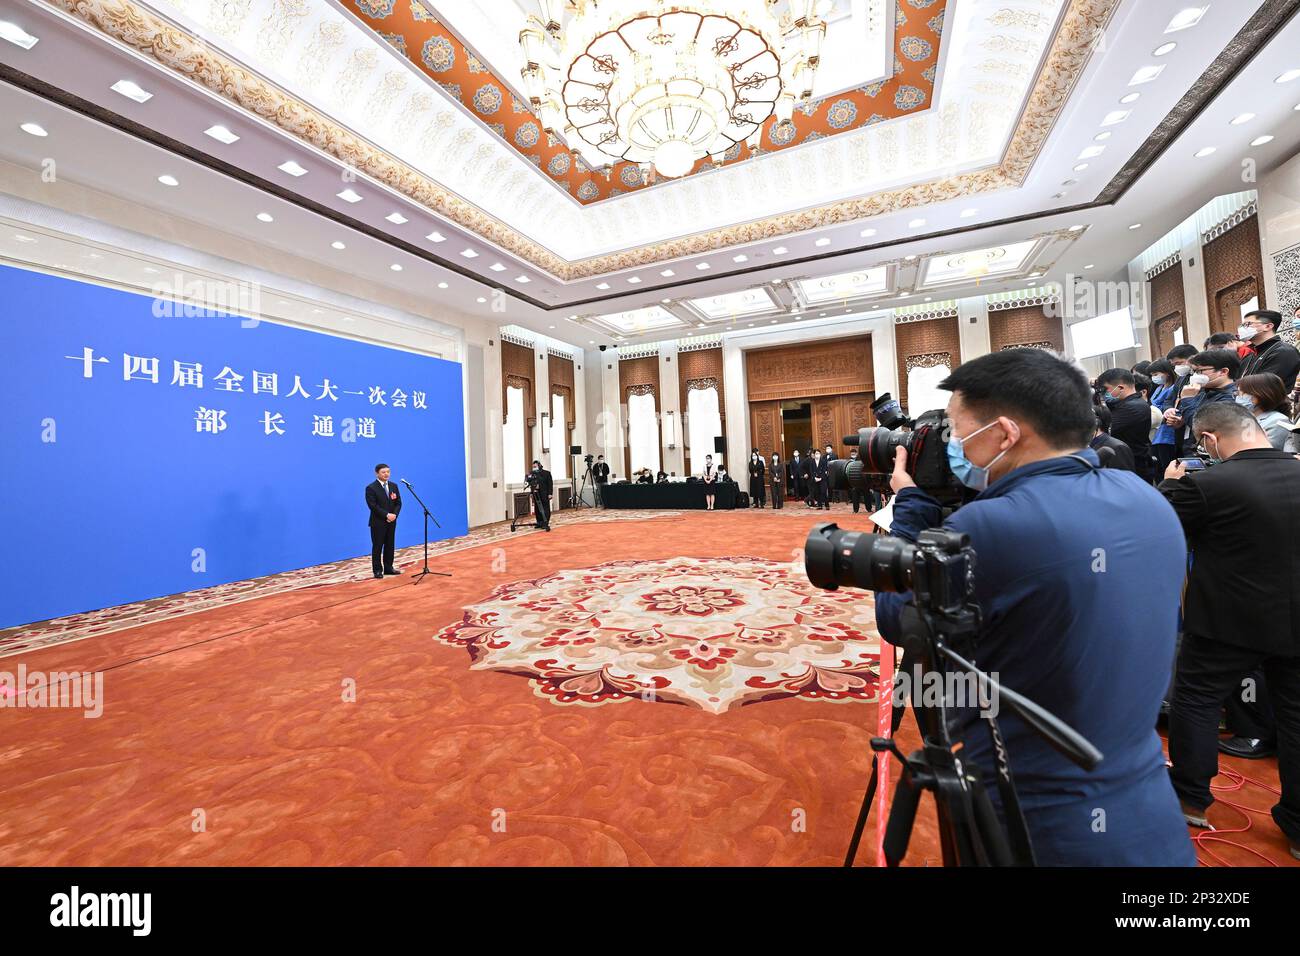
[804,522,915,593]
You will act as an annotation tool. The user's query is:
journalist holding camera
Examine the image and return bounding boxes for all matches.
[526,460,553,532]
[847,348,1195,865]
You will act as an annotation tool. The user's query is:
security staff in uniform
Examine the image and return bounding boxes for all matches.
[770,453,784,510]
[365,463,403,579]
[747,448,766,508]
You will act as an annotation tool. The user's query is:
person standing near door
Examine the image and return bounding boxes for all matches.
[770,452,784,510]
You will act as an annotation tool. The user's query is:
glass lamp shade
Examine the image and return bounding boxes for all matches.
[653,138,697,178]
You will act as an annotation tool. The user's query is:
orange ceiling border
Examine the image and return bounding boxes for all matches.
[343,0,947,205]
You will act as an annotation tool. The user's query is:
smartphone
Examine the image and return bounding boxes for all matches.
[1177,457,1207,471]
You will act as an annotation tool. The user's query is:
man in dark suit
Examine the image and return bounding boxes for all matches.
[1159,401,1300,857]
[529,460,554,531]
[788,450,804,502]
[801,447,816,506]
[810,449,830,510]
[1096,368,1152,481]
[1239,309,1300,390]
[592,454,610,506]
[365,463,403,579]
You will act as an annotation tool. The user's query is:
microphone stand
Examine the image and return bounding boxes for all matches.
[400,478,451,584]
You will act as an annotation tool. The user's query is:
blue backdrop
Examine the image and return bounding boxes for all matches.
[0,263,468,628]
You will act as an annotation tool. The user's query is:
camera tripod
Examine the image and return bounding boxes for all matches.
[510,486,549,533]
[573,457,597,511]
[845,602,1102,867]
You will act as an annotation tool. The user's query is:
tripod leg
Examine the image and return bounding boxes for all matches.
[843,762,879,867]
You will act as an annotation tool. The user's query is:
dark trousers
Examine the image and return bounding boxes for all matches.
[594,480,606,506]
[370,520,396,574]
[1154,443,1177,479]
[849,488,863,513]
[770,480,783,509]
[534,493,551,529]
[1168,632,1300,840]
[1225,669,1276,742]
[750,480,765,507]
[813,478,829,508]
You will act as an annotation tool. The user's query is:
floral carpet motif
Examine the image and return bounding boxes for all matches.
[436,556,880,714]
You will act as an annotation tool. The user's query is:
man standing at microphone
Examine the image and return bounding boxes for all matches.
[366,463,403,579]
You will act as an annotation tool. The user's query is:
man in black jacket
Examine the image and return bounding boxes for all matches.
[1163,349,1240,457]
[1239,309,1300,390]
[1090,405,1136,472]
[365,463,403,579]
[788,450,804,501]
[801,447,816,506]
[591,454,610,506]
[1159,401,1300,857]
[1096,368,1152,481]
[528,460,554,531]
[810,449,830,510]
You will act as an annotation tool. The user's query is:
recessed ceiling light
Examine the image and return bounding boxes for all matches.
[437,282,448,289]
[960,208,977,218]
[860,227,878,238]
[733,254,748,263]
[1084,263,1095,270]
[1128,65,1165,86]
[627,276,642,283]
[385,212,408,224]
[489,262,506,272]
[1062,179,1079,186]
[1153,42,1177,56]
[1276,70,1300,84]
[13,234,36,243]
[696,262,711,270]
[908,218,926,229]
[460,248,479,259]
[256,212,274,223]
[110,80,152,103]
[1119,92,1141,105]
[1069,224,1085,232]
[1100,110,1130,127]
[1194,146,1216,158]
[1094,131,1112,142]
[1128,223,1142,230]
[0,21,39,49]
[277,160,307,177]
[1079,145,1106,159]
[661,269,675,276]
[20,122,47,137]
[772,246,788,255]
[596,282,610,289]
[1252,135,1275,146]
[157,174,179,186]
[331,241,346,250]
[815,237,831,246]
[336,188,362,203]
[904,254,917,261]
[426,231,446,243]
[1165,7,1207,33]
[1028,280,1038,287]
[1073,163,1089,172]
[548,325,556,330]
[204,125,239,144]
[1229,113,1256,126]
[390,263,403,272]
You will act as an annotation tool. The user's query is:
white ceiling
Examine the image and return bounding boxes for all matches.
[1,0,1298,350]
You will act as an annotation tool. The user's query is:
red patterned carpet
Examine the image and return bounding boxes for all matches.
[0,508,1292,867]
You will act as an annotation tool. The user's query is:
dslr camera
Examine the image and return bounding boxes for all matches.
[827,392,968,508]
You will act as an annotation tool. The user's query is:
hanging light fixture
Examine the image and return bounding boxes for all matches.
[519,1,827,180]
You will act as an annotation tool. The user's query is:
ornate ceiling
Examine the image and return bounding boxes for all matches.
[340,0,947,205]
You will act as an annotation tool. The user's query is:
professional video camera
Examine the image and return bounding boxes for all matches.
[802,521,1102,867]
[584,453,595,466]
[827,393,967,508]
[523,470,541,490]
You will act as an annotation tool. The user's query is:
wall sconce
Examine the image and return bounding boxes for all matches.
[540,411,550,453]
[664,409,677,450]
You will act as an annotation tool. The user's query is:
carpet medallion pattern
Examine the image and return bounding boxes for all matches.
[436,556,880,714]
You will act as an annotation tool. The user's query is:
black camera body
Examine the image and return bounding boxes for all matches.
[805,523,974,613]
[524,471,541,489]
[584,453,595,466]
[828,393,966,508]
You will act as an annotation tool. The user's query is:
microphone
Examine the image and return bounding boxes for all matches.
[400,477,412,486]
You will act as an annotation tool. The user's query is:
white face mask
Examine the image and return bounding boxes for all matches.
[1238,324,1258,341]
[1175,364,1192,377]
[1190,373,1210,387]
[1152,374,1168,385]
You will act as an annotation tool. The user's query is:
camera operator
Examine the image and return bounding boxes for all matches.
[874,348,1194,866]
[527,460,553,532]
[1158,401,1300,854]
[1090,404,1136,472]
[591,454,610,506]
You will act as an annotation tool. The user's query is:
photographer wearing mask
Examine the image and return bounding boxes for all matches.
[1096,368,1153,482]
[874,348,1194,866]
[1238,309,1300,390]
[1162,349,1239,457]
[528,460,553,531]
[1158,401,1300,857]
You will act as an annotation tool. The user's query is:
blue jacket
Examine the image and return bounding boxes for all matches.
[1151,382,1178,447]
[875,449,1195,866]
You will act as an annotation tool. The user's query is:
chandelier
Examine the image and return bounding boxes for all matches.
[519,1,828,180]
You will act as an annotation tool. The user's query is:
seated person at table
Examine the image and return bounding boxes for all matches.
[636,468,654,484]
[656,470,669,483]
